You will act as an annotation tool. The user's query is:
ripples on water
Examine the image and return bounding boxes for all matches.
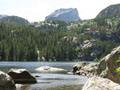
[0,62,90,90]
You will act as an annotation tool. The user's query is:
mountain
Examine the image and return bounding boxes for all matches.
[45,8,80,22]
[96,4,120,18]
[0,15,8,18]
[0,16,29,25]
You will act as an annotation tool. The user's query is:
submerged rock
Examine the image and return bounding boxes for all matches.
[8,69,37,84]
[0,71,16,90]
[35,66,65,72]
[82,76,120,90]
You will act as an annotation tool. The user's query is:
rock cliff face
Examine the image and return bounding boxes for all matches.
[96,4,120,18]
[45,8,80,22]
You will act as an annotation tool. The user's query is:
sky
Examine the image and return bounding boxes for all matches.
[0,0,120,22]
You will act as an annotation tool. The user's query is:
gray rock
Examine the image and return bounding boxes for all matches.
[81,40,97,49]
[73,46,120,84]
[72,62,97,76]
[45,8,80,22]
[8,69,37,84]
[35,66,65,72]
[96,45,120,84]
[0,71,16,90]
[82,76,120,90]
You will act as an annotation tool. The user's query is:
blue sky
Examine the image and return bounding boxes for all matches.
[0,0,120,22]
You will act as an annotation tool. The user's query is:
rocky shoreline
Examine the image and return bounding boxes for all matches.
[72,46,120,90]
[0,66,67,90]
[0,69,37,90]
[1,46,120,90]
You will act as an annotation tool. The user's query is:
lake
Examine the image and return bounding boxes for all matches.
[0,62,89,90]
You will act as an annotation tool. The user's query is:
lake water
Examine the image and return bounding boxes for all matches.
[0,62,89,90]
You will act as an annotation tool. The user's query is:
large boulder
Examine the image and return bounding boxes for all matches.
[0,71,16,90]
[72,62,89,74]
[96,46,120,84]
[72,62,98,76]
[35,66,65,72]
[8,69,37,84]
[73,46,120,84]
[82,76,120,90]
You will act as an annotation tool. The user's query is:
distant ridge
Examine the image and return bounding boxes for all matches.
[0,15,29,25]
[0,14,8,18]
[96,3,120,18]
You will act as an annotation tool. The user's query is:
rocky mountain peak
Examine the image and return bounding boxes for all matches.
[45,8,80,22]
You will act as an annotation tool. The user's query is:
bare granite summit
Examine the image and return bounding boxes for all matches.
[45,8,80,22]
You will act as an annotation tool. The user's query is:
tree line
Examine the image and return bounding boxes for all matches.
[0,18,119,61]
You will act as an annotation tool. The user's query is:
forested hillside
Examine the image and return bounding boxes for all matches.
[0,17,120,61]
[96,3,120,19]
[0,16,29,25]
